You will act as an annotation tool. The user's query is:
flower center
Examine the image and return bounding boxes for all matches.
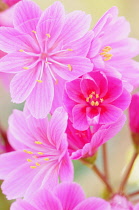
[86,92,104,107]
[100,46,113,61]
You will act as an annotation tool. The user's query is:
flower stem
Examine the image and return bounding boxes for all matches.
[128,191,139,198]
[118,151,138,193]
[92,164,113,194]
[102,143,109,180]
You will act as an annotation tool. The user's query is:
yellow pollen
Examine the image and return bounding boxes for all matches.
[89,94,93,99]
[91,101,95,106]
[37,80,43,83]
[27,159,32,162]
[67,64,72,71]
[44,158,49,161]
[55,79,58,85]
[100,46,113,61]
[30,166,37,169]
[100,98,104,103]
[86,97,89,102]
[46,34,51,38]
[67,49,73,51]
[91,91,95,95]
[35,141,42,145]
[32,30,37,34]
[38,152,44,155]
[96,94,99,99]
[23,67,29,70]
[35,162,41,166]
[23,150,33,154]
[95,101,99,106]
[19,49,24,52]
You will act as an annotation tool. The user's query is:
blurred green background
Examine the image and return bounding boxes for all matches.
[1,0,139,209]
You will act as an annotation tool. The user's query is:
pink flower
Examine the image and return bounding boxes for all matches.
[11,182,111,210]
[67,115,126,159]
[0,127,13,154]
[129,94,139,134]
[0,0,93,118]
[3,0,21,7]
[87,6,139,89]
[64,71,131,131]
[0,107,73,199]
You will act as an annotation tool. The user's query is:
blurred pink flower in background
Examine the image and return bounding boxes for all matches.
[67,115,126,159]
[64,71,131,131]
[0,107,73,199]
[11,182,111,210]
[129,94,139,134]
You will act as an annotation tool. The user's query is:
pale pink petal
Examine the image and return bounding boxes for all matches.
[93,7,118,37]
[37,1,65,47]
[49,107,68,147]
[0,151,29,179]
[0,53,34,74]
[10,68,39,103]
[1,162,40,199]
[11,200,37,210]
[26,71,54,118]
[59,153,74,182]
[51,76,66,113]
[111,89,131,110]
[64,31,94,57]
[90,114,126,151]
[8,110,38,149]
[59,11,91,43]
[99,104,123,124]
[52,56,93,81]
[0,27,39,53]
[74,197,111,210]
[72,104,88,131]
[8,131,27,150]
[54,183,85,210]
[14,0,42,35]
[66,79,85,103]
[30,189,62,210]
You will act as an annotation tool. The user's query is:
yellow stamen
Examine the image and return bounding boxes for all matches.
[37,80,43,83]
[67,49,73,51]
[89,94,93,99]
[46,34,51,38]
[68,64,72,71]
[100,98,104,103]
[44,158,49,161]
[38,152,44,155]
[35,162,40,166]
[55,79,58,85]
[23,67,29,70]
[30,166,37,169]
[35,141,42,145]
[91,91,95,95]
[23,150,33,154]
[32,30,37,34]
[19,49,24,52]
[96,94,99,99]
[27,159,32,162]
[86,97,89,102]
[95,101,99,106]
[91,101,95,106]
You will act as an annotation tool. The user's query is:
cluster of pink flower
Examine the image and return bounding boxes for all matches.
[1,0,139,209]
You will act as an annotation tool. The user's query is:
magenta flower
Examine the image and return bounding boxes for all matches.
[110,195,135,210]
[87,6,139,89]
[0,0,93,118]
[67,115,126,159]
[0,107,73,199]
[64,71,131,131]
[3,0,21,7]
[11,182,111,210]
[129,94,139,134]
